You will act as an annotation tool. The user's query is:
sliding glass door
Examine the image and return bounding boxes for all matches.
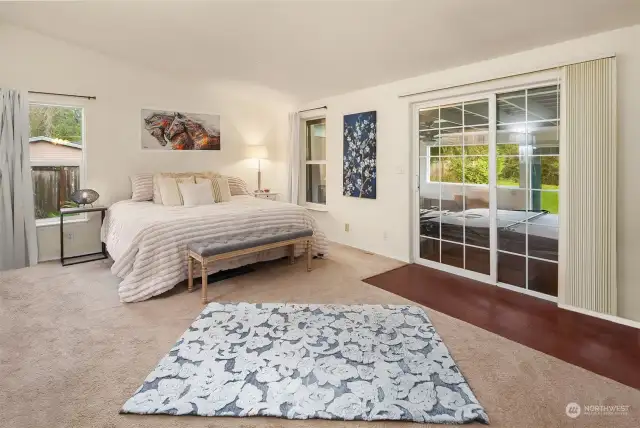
[415,84,560,299]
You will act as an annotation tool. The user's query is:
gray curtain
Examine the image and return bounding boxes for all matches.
[0,89,38,270]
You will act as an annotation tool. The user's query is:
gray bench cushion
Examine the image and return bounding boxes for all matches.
[188,226,313,257]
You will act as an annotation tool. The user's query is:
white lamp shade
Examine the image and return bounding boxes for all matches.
[246,145,268,159]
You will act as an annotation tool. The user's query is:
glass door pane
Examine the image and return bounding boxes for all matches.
[438,103,464,270]
[495,85,560,297]
[418,98,491,278]
[419,107,441,262]
[462,100,490,275]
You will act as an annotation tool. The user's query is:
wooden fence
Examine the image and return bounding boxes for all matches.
[32,166,80,219]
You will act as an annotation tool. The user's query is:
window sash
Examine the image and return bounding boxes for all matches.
[302,117,327,205]
[29,100,86,224]
[31,160,82,168]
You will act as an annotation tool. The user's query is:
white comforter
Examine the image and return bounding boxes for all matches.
[101,196,329,302]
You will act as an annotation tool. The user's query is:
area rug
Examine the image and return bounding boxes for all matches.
[121,302,489,424]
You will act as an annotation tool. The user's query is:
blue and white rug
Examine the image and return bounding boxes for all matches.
[122,302,489,424]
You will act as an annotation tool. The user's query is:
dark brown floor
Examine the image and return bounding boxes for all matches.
[364,263,640,390]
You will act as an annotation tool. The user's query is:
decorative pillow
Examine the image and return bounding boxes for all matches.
[213,176,232,202]
[157,176,195,206]
[196,176,232,202]
[178,182,215,207]
[152,174,163,204]
[153,172,215,204]
[225,176,251,196]
[130,173,153,201]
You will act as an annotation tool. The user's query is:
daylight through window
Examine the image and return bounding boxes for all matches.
[304,118,327,205]
[29,104,84,222]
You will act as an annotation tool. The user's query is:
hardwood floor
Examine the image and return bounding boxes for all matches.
[364,264,640,390]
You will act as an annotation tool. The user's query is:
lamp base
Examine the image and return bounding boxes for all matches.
[257,169,262,192]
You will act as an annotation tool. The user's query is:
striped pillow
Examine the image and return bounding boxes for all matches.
[130,173,154,201]
[195,177,232,202]
[225,176,251,196]
[213,177,232,202]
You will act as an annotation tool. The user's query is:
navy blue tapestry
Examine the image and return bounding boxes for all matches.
[343,111,377,199]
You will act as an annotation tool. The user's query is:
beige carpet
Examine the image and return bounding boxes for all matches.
[1,243,638,428]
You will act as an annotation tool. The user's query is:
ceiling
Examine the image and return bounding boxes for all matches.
[2,0,640,102]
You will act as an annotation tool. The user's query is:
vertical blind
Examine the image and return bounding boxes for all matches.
[561,57,617,315]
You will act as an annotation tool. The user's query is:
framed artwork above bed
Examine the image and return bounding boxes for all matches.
[141,109,221,151]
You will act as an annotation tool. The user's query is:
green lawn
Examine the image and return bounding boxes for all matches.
[497,180,558,214]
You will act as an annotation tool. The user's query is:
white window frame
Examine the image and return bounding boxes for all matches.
[422,105,490,188]
[29,97,88,227]
[300,114,328,211]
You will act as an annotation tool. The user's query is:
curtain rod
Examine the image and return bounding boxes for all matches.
[299,105,327,113]
[398,53,616,99]
[28,91,96,100]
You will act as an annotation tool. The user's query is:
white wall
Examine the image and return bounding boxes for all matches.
[300,24,640,322]
[0,24,294,261]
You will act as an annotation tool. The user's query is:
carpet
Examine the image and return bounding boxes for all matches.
[122,302,489,424]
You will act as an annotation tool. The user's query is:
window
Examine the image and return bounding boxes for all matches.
[29,103,84,223]
[304,118,326,205]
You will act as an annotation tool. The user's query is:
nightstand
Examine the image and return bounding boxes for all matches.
[60,206,108,266]
[253,192,279,201]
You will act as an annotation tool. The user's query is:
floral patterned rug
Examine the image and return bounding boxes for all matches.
[121,302,489,424]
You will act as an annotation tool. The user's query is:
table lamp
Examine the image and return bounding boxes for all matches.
[246,145,268,191]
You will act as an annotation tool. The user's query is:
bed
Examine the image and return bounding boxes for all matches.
[101,196,329,302]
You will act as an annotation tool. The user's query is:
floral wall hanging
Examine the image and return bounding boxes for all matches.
[343,111,376,199]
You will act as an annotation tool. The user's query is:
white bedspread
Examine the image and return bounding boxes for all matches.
[101,196,329,302]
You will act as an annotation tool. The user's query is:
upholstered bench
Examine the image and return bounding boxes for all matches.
[187,226,314,304]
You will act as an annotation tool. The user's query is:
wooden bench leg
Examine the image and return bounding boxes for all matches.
[187,256,194,292]
[288,243,295,265]
[306,240,312,272]
[201,264,208,305]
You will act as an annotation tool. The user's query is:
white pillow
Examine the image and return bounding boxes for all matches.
[178,182,215,207]
[195,176,232,203]
[152,174,196,204]
[157,176,182,206]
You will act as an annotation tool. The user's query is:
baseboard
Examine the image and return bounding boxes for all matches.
[38,254,100,263]
[558,304,640,329]
[327,240,410,264]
